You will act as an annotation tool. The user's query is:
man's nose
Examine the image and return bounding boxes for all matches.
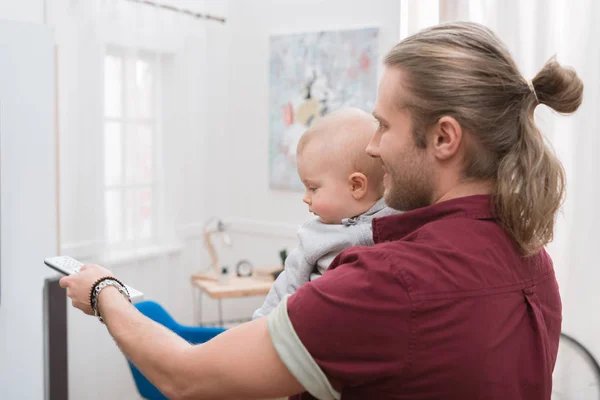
[366,137,380,157]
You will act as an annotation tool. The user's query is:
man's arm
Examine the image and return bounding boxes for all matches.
[98,286,305,400]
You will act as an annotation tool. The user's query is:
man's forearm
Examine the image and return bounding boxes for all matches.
[97,287,192,398]
[95,286,305,400]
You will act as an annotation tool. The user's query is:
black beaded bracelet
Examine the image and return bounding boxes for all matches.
[89,276,130,311]
[90,278,131,323]
[89,276,111,309]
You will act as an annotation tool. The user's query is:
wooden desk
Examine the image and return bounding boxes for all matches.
[191,268,279,326]
[191,271,275,299]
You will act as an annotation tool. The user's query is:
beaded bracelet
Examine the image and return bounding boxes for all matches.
[88,276,127,309]
[90,277,131,324]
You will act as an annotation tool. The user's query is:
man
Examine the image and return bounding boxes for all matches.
[62,22,583,399]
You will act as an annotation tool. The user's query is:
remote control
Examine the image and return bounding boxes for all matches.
[44,255,144,304]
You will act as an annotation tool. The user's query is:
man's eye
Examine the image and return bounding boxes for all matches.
[309,187,318,192]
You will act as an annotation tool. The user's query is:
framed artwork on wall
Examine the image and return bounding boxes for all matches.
[268,27,379,190]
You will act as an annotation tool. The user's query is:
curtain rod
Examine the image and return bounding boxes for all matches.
[125,0,227,24]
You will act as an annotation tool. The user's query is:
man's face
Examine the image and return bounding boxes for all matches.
[367,67,436,212]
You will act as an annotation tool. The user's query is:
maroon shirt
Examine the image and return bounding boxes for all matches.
[287,195,562,399]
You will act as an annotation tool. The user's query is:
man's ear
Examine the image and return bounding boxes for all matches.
[430,116,463,161]
[349,172,368,200]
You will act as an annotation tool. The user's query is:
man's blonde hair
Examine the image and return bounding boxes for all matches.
[297,108,384,196]
[385,22,583,256]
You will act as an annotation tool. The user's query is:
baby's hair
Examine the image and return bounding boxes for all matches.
[297,108,384,196]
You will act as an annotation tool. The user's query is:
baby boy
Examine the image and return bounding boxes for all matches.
[253,108,395,319]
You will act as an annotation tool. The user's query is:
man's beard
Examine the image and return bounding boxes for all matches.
[384,148,434,212]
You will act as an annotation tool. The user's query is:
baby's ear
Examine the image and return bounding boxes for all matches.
[349,172,368,200]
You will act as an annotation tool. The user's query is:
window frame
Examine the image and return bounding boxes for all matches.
[103,46,160,250]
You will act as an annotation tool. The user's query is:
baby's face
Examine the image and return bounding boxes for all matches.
[297,146,357,224]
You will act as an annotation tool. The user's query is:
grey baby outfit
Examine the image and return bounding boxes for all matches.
[252,198,396,319]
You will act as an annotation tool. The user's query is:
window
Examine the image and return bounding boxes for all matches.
[103,49,159,248]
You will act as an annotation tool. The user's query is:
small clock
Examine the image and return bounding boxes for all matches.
[235,259,254,277]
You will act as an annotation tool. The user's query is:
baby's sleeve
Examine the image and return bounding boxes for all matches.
[252,241,315,319]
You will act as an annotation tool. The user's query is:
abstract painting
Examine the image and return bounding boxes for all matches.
[269,27,379,190]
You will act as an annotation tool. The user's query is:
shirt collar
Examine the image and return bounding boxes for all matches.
[372,195,495,243]
[341,197,388,226]
[363,197,387,217]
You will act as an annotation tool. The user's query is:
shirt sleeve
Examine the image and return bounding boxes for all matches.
[268,247,412,395]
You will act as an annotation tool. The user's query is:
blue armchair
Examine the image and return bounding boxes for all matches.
[128,301,226,399]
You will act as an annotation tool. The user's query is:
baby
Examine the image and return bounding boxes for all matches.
[253,108,395,319]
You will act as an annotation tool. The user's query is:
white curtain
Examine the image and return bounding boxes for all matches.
[48,0,208,262]
[402,0,600,383]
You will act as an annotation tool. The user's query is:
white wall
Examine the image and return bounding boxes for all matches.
[205,0,401,227]
[0,0,44,25]
[0,19,56,400]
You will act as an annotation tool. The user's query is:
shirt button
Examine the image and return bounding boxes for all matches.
[523,286,536,295]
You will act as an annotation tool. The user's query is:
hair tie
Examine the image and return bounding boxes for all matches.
[528,80,539,104]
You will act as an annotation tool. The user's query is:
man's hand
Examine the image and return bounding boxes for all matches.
[59,264,115,315]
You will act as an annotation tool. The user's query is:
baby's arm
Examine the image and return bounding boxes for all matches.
[252,245,314,319]
[252,217,376,318]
